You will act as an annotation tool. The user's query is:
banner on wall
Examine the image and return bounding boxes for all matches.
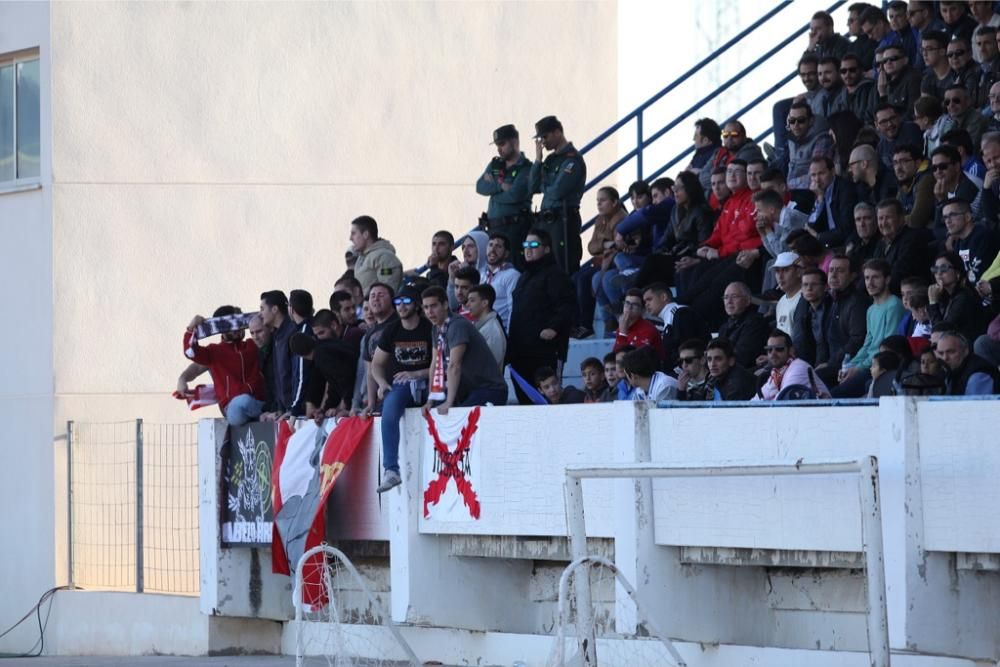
[422,407,483,522]
[271,417,372,609]
[221,421,277,546]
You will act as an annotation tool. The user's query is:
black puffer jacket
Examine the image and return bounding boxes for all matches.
[506,254,576,362]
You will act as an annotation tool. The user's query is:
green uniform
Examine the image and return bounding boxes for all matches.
[476,153,533,220]
[530,142,587,272]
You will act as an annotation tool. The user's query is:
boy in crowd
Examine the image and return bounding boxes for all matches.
[535,367,585,405]
[675,339,712,401]
[603,352,618,393]
[580,357,611,403]
[622,347,679,401]
[465,284,506,369]
[614,345,636,400]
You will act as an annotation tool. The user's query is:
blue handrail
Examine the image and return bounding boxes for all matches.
[643,70,797,183]
[576,0,845,235]
[577,1,795,160]
[411,1,845,274]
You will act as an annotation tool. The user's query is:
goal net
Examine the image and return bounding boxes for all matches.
[293,544,421,667]
[545,554,687,667]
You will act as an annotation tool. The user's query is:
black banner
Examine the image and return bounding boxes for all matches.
[221,422,276,546]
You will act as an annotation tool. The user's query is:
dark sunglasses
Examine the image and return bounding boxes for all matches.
[522,240,541,248]
[679,356,700,365]
[932,162,953,171]
[787,117,809,126]
[883,55,903,63]
[947,49,967,58]
[392,296,414,305]
[840,66,859,74]
[944,97,964,106]
[765,345,787,352]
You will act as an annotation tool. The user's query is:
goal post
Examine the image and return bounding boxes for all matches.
[562,457,889,667]
[293,544,422,667]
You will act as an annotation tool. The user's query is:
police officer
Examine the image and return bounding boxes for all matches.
[529,115,586,274]
[476,124,533,268]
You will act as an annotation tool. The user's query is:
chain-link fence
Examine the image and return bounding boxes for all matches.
[68,420,200,595]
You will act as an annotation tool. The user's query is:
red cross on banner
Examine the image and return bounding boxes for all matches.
[422,407,481,520]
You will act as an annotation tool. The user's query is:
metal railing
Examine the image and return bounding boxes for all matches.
[413,1,845,273]
[578,0,847,232]
[67,420,200,595]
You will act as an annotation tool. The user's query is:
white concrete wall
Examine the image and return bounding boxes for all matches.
[46,0,618,434]
[0,1,54,655]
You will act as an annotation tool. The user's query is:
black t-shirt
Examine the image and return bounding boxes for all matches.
[376,317,433,379]
[361,313,399,363]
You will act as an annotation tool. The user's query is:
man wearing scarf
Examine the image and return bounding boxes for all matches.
[753,330,831,400]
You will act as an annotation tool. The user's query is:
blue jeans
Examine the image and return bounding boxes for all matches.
[225,394,265,426]
[460,386,508,407]
[381,381,427,474]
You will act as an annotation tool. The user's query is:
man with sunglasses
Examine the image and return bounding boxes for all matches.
[840,53,878,125]
[506,229,576,404]
[782,102,834,191]
[476,124,533,256]
[370,285,433,493]
[675,339,711,401]
[942,85,988,149]
[752,329,831,401]
[877,45,922,120]
[931,144,980,241]
[945,37,984,104]
[698,120,763,197]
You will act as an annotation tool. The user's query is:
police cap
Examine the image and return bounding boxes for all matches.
[533,115,563,138]
[492,124,519,144]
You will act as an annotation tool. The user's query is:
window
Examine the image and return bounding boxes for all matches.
[0,53,40,183]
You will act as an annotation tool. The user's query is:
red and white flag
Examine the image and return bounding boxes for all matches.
[271,417,373,610]
[171,384,218,410]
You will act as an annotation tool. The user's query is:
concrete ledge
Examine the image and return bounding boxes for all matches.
[284,621,989,667]
[45,591,280,656]
[679,546,865,569]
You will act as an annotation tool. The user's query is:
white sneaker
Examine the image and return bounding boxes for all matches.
[376,469,401,493]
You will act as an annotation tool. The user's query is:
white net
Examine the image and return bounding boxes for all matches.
[294,545,421,667]
[545,555,687,667]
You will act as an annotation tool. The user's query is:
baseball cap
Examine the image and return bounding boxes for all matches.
[772,252,800,269]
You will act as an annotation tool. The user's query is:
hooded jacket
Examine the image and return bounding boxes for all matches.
[354,238,403,295]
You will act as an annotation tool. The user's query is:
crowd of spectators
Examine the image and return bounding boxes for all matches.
[180,4,1000,491]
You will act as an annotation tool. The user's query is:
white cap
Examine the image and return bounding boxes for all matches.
[772,252,799,269]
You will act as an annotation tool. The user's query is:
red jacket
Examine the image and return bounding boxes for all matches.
[183,330,265,411]
[702,188,761,258]
[612,317,664,359]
